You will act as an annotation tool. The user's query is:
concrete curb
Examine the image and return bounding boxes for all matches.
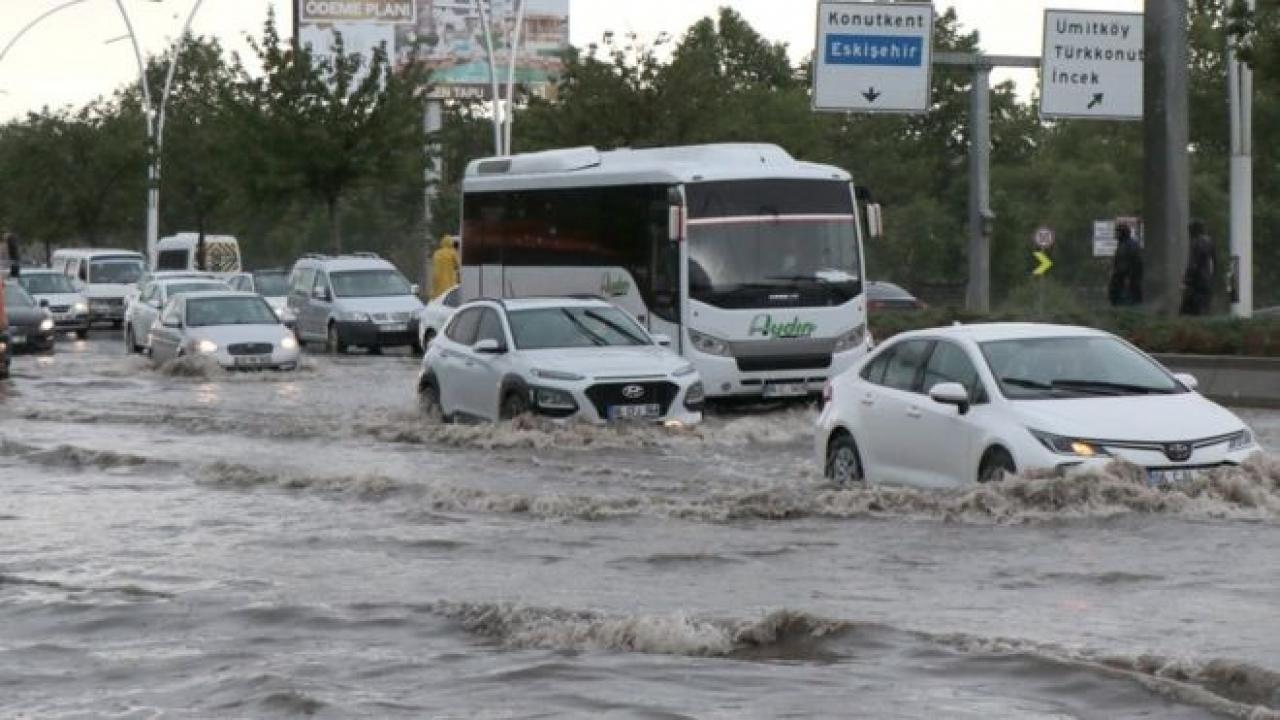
[1153,354,1280,409]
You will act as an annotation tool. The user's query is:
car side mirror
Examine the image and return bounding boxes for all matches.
[312,287,330,301]
[473,338,506,354]
[929,382,971,415]
[651,333,672,347]
[1174,372,1199,391]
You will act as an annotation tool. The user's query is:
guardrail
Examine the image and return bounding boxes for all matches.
[1154,354,1280,409]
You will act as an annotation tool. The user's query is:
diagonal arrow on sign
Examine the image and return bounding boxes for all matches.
[1087,93,1104,109]
[1032,251,1054,276]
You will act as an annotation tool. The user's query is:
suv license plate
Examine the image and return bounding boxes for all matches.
[1147,468,1197,487]
[609,404,660,421]
[763,382,809,398]
[234,355,272,368]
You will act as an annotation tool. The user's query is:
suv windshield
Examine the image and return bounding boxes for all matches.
[253,271,289,296]
[688,219,861,309]
[19,274,76,294]
[89,259,144,284]
[509,306,650,350]
[981,336,1184,399]
[4,283,35,307]
[186,297,278,327]
[331,269,411,298]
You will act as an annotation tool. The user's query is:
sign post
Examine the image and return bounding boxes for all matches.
[1041,10,1144,120]
[813,1,934,114]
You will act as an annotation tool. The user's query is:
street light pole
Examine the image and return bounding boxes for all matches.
[0,0,90,70]
[502,0,527,156]
[1228,0,1255,318]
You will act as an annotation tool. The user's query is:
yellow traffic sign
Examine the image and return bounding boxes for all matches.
[1033,251,1053,276]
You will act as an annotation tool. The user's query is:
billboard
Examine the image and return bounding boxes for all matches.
[296,0,570,100]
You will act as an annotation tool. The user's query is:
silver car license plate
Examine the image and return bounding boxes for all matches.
[609,404,660,421]
[763,381,809,398]
[1147,468,1198,487]
[233,355,272,368]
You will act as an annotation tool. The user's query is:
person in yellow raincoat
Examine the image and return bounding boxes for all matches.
[431,235,459,298]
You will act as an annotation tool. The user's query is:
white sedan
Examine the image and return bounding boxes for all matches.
[816,323,1259,488]
[417,297,703,425]
[125,277,230,352]
[417,285,460,350]
[147,291,300,370]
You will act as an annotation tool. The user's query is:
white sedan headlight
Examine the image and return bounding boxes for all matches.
[280,336,298,350]
[195,339,219,354]
[687,328,730,357]
[1030,429,1111,458]
[73,302,88,314]
[1228,429,1254,451]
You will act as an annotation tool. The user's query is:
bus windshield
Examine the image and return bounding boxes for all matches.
[687,218,861,309]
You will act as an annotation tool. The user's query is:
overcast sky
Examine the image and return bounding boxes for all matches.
[0,0,1141,120]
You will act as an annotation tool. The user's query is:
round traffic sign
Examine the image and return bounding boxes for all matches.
[1033,226,1055,250]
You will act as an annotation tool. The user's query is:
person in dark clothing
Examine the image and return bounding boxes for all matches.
[1181,220,1215,315]
[1108,224,1143,306]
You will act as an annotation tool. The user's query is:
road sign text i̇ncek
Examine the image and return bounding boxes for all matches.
[813,1,934,113]
[1041,10,1144,120]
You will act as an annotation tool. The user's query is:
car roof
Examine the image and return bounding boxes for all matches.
[177,290,260,302]
[891,322,1110,344]
[294,254,394,271]
[155,277,227,288]
[465,297,615,312]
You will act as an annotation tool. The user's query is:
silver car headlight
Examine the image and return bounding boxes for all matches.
[532,368,585,382]
[1228,429,1254,451]
[39,318,55,331]
[1030,429,1112,458]
[687,328,730,357]
[833,324,868,352]
[73,302,88,314]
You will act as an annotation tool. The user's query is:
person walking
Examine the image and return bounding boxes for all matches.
[430,234,460,299]
[1108,224,1143,306]
[1180,220,1215,315]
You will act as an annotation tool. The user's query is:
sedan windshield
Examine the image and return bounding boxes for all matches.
[186,297,278,327]
[981,336,1184,399]
[331,270,411,298]
[509,307,650,350]
[168,282,228,297]
[89,259,144,284]
[253,271,289,297]
[19,274,76,294]
[4,283,35,307]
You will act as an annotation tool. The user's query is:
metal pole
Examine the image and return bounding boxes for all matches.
[0,0,89,69]
[423,99,444,296]
[1143,0,1191,316]
[966,64,991,313]
[1228,0,1254,318]
[153,0,206,266]
[112,0,158,262]
[503,0,527,155]
[476,0,503,155]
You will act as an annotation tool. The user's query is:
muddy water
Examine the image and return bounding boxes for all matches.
[1,338,1278,719]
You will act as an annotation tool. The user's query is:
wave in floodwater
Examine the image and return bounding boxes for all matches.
[197,453,1280,524]
[0,438,156,471]
[428,601,1280,717]
[155,355,318,380]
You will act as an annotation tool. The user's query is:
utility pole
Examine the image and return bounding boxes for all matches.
[1143,0,1191,316]
[1228,0,1255,318]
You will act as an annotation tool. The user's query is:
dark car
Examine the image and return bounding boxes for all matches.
[4,281,56,353]
[0,330,9,379]
[867,280,927,311]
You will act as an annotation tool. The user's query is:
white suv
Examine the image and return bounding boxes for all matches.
[417,297,704,425]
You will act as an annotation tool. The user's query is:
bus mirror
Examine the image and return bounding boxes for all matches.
[867,204,884,240]
[668,206,684,242]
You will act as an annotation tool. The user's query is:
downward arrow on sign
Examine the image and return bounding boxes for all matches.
[1088,93,1104,109]
[862,87,881,103]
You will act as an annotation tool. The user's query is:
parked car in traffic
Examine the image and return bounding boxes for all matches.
[0,330,8,379]
[3,281,56,353]
[867,280,927,312]
[146,291,300,370]
[17,268,90,338]
[227,268,293,327]
[50,249,146,327]
[417,297,704,425]
[287,253,423,354]
[417,284,460,349]
[124,277,231,352]
[816,323,1258,488]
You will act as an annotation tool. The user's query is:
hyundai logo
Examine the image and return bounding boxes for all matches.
[1164,443,1192,462]
[621,385,645,400]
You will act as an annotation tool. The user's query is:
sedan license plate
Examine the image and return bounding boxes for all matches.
[380,323,408,333]
[11,335,26,345]
[1147,468,1198,487]
[609,404,660,421]
[763,381,809,398]
[233,355,272,368]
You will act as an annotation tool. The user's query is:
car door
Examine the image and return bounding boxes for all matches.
[136,284,163,342]
[436,307,482,417]
[857,339,933,487]
[456,307,509,420]
[913,341,988,489]
[303,271,331,339]
[149,299,184,363]
[287,268,314,338]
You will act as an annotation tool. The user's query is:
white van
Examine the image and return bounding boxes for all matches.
[51,249,147,327]
[154,233,242,275]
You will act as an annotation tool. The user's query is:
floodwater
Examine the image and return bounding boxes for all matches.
[1,337,1278,719]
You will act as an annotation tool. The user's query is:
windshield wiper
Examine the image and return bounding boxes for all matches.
[1050,379,1176,396]
[582,310,646,345]
[1000,377,1055,391]
[560,309,609,346]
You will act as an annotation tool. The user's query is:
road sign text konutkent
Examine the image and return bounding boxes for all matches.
[813,1,934,114]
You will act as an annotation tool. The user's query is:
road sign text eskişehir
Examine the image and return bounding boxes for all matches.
[813,1,934,114]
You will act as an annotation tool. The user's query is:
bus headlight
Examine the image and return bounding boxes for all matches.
[833,324,868,352]
[687,328,730,357]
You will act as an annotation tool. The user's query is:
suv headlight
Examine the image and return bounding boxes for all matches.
[1228,429,1254,451]
[833,324,868,352]
[532,368,585,382]
[684,381,705,408]
[533,386,577,411]
[1030,429,1111,458]
[687,328,730,357]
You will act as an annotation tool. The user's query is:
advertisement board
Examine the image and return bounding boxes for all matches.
[296,0,570,100]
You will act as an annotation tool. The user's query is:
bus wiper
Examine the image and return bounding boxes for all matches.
[1051,379,1175,395]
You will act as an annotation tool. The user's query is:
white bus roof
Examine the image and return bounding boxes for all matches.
[463,143,852,192]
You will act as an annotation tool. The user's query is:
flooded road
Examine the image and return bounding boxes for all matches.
[2,336,1279,719]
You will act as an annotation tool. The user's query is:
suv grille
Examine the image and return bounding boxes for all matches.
[735,354,832,373]
[584,382,678,417]
[228,342,273,356]
[49,305,71,313]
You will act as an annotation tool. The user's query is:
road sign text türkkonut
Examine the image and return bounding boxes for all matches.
[1041,10,1143,120]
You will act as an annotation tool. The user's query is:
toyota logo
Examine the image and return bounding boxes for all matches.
[621,385,645,400]
[1164,443,1192,462]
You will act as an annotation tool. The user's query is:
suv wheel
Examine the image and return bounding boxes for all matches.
[124,325,138,354]
[326,323,347,354]
[500,390,529,420]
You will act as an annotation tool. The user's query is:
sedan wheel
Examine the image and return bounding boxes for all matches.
[825,434,864,488]
[979,449,1016,484]
[419,380,444,422]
